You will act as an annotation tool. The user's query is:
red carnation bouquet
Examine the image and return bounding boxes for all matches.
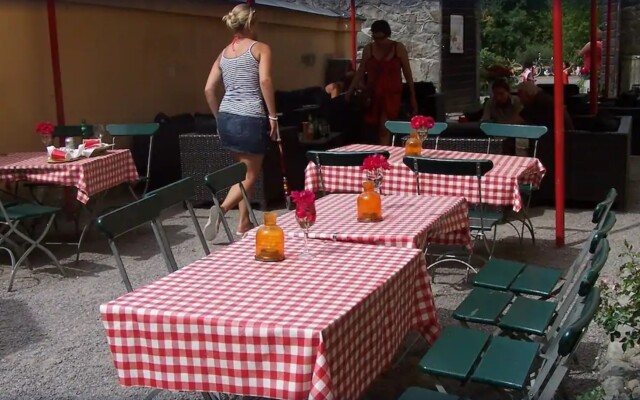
[410,115,435,130]
[35,122,55,147]
[291,190,316,225]
[360,154,390,194]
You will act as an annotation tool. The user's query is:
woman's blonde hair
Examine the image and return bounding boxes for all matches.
[222,4,255,32]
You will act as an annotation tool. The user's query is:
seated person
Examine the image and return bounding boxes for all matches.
[325,70,356,99]
[511,81,574,131]
[481,79,523,123]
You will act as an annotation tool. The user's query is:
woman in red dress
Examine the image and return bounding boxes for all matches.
[346,20,417,145]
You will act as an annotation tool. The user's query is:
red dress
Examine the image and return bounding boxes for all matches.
[364,43,403,126]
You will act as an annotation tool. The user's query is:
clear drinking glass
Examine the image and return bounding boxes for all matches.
[295,204,316,259]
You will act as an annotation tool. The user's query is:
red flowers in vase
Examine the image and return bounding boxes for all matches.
[35,122,55,147]
[291,190,316,226]
[360,154,390,173]
[410,115,435,130]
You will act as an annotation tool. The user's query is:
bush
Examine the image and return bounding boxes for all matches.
[516,44,553,67]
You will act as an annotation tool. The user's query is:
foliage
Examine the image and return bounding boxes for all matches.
[595,240,640,352]
[576,386,604,400]
[480,0,594,70]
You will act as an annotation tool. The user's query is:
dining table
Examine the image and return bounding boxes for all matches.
[100,238,438,400]
[303,144,546,212]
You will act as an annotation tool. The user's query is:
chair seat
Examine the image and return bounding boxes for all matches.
[419,326,490,381]
[498,297,557,336]
[472,258,525,290]
[453,287,514,325]
[509,264,563,296]
[1,203,60,221]
[518,184,536,195]
[398,387,464,400]
[470,335,539,391]
[469,209,503,231]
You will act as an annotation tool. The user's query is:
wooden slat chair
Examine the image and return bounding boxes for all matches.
[413,286,601,399]
[0,198,65,292]
[305,150,390,196]
[204,162,258,244]
[144,177,210,268]
[471,188,617,299]
[403,156,503,268]
[106,123,159,198]
[385,121,448,147]
[480,123,547,244]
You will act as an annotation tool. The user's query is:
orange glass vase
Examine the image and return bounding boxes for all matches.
[357,181,383,222]
[404,131,422,156]
[255,212,285,262]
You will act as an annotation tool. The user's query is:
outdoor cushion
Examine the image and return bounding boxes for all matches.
[472,258,525,290]
[419,326,490,381]
[498,297,557,336]
[509,264,563,296]
[398,387,463,400]
[453,287,514,325]
[468,209,503,231]
[470,336,539,391]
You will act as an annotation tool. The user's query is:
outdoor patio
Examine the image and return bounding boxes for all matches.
[1,157,638,400]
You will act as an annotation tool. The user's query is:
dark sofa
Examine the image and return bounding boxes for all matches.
[535,115,632,210]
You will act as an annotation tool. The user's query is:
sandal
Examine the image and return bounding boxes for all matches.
[203,206,222,241]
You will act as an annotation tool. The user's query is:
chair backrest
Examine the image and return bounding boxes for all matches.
[558,287,601,357]
[385,121,448,146]
[305,150,390,167]
[144,177,210,256]
[480,123,547,156]
[592,188,617,225]
[106,123,159,137]
[53,124,94,138]
[579,236,611,296]
[403,156,494,177]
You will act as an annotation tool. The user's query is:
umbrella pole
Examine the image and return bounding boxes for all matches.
[553,0,565,247]
[47,0,65,129]
[590,0,598,114]
[350,0,357,70]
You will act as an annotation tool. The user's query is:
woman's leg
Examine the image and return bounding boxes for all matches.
[219,152,264,233]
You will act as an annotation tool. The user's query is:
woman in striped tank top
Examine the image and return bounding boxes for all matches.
[204,4,278,239]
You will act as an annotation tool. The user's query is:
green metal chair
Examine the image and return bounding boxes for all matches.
[417,287,601,399]
[0,198,65,291]
[204,162,258,244]
[144,177,210,264]
[403,156,503,272]
[106,123,160,197]
[471,189,617,298]
[385,120,448,147]
[480,123,547,244]
[306,150,390,196]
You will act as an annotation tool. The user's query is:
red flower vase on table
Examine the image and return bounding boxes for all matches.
[360,154,390,195]
[291,190,316,259]
[410,115,436,143]
[35,122,54,148]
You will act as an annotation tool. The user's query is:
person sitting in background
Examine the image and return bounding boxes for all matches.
[481,79,522,123]
[325,70,355,99]
[509,81,574,135]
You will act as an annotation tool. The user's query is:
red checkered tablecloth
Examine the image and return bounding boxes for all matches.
[0,150,139,204]
[100,239,438,400]
[247,194,470,249]
[304,144,546,212]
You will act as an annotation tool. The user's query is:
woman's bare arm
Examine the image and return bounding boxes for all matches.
[397,42,417,113]
[346,44,371,96]
[204,54,223,118]
[256,43,277,118]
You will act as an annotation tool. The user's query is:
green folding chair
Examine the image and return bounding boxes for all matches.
[204,162,258,244]
[0,198,65,291]
[480,123,547,244]
[106,123,159,197]
[144,177,210,264]
[385,120,448,147]
[305,150,390,196]
[403,156,502,274]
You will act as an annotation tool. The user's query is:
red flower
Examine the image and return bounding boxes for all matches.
[410,115,436,130]
[360,154,390,172]
[35,122,55,136]
[291,190,316,222]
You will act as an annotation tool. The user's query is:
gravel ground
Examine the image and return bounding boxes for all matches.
[1,159,638,400]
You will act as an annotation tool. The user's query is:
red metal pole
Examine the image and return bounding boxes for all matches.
[604,0,612,97]
[47,0,65,127]
[590,0,598,113]
[553,0,565,247]
[350,0,357,70]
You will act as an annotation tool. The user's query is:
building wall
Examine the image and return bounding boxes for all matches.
[0,0,353,152]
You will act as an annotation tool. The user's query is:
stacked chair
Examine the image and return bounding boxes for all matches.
[397,188,617,400]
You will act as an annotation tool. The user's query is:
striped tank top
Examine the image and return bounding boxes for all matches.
[219,41,265,118]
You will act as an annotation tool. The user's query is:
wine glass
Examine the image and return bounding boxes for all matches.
[295,203,316,259]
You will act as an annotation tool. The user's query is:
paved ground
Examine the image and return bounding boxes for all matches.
[1,158,638,400]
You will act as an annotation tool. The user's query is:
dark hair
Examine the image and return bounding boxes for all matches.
[371,20,391,37]
[491,79,511,92]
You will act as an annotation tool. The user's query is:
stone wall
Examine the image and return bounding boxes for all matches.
[287,0,443,87]
[620,1,640,55]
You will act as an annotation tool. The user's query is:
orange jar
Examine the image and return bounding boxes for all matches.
[404,131,422,156]
[357,181,383,222]
[255,212,285,262]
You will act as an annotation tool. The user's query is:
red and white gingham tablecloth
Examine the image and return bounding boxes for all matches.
[100,239,438,400]
[0,150,139,204]
[304,144,546,212]
[247,194,470,249]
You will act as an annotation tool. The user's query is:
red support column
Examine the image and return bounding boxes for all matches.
[552,0,565,247]
[605,0,612,97]
[350,0,357,70]
[47,0,65,127]
[590,0,598,114]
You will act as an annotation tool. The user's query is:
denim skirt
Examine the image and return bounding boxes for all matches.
[217,112,269,155]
